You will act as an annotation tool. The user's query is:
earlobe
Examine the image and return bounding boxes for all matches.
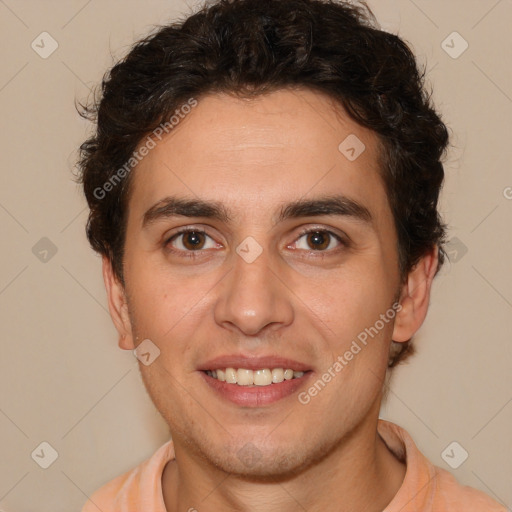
[392,246,439,343]
[102,256,135,350]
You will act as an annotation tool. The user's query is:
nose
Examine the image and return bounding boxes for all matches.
[213,242,294,337]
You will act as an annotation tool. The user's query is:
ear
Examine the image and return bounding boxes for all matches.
[392,246,439,343]
[102,255,135,350]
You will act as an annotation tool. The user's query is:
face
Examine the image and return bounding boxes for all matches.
[108,88,413,477]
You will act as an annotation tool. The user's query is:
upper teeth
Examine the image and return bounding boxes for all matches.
[205,368,305,386]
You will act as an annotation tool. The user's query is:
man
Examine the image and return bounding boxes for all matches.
[77,0,506,510]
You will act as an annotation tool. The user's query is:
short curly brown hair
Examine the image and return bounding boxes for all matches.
[75,0,450,368]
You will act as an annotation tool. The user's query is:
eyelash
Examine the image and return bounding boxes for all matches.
[164,226,348,259]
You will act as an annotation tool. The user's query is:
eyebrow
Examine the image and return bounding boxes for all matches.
[141,194,372,229]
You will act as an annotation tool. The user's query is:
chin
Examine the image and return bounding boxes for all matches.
[197,434,335,482]
[213,450,309,480]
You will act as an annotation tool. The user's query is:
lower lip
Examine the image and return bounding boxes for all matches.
[200,371,312,407]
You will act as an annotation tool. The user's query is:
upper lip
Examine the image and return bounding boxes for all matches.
[198,355,311,372]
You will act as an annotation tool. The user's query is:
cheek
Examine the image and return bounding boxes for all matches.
[305,258,394,327]
[124,258,207,351]
[298,267,397,381]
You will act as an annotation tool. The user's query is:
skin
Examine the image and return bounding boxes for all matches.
[103,88,438,512]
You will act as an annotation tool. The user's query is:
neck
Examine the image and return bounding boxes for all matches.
[162,405,405,512]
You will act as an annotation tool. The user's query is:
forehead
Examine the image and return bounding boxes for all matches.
[127,88,390,227]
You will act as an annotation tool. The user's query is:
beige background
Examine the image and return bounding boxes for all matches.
[0,0,511,510]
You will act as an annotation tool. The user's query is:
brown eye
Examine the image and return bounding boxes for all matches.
[166,229,215,253]
[181,231,206,250]
[306,231,331,250]
[292,229,344,252]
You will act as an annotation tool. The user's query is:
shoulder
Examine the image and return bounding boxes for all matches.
[80,470,133,511]
[431,464,507,510]
[81,439,175,512]
[378,420,507,512]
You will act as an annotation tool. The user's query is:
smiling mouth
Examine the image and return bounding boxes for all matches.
[203,367,309,386]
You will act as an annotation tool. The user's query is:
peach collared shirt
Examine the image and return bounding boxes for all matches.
[81,419,507,511]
